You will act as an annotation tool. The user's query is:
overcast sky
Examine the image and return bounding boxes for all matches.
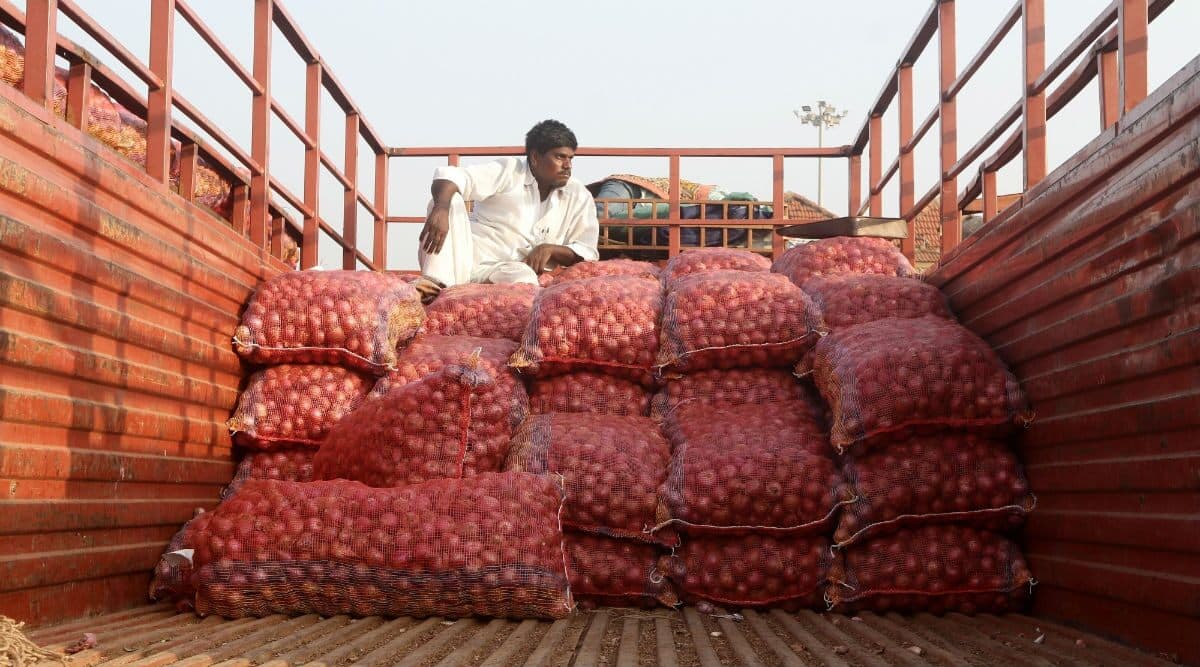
[41,1,1200,269]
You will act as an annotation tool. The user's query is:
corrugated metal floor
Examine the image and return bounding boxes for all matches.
[25,603,1179,667]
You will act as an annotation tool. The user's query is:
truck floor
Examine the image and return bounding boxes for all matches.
[26,604,1178,667]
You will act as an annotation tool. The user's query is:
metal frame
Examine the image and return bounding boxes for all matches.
[0,0,1174,269]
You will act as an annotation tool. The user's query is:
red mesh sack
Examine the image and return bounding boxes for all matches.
[222,448,316,500]
[539,259,661,287]
[651,368,813,420]
[658,271,824,372]
[661,248,771,284]
[835,433,1034,547]
[657,405,843,534]
[505,413,672,544]
[529,372,652,417]
[227,365,372,449]
[827,525,1034,614]
[802,275,952,332]
[806,315,1031,452]
[370,334,518,397]
[184,473,572,619]
[422,283,537,341]
[511,275,662,380]
[665,534,829,609]
[772,237,916,288]
[313,353,527,487]
[234,271,425,373]
[149,511,206,609]
[565,532,676,608]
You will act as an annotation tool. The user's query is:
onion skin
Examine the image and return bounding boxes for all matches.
[185,473,572,619]
[668,534,829,609]
[540,259,660,288]
[530,372,652,417]
[661,248,771,284]
[801,274,951,332]
[234,270,424,373]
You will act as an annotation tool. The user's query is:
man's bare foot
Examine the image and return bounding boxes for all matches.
[412,276,445,305]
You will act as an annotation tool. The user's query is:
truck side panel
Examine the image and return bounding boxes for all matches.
[929,57,1200,665]
[0,83,282,625]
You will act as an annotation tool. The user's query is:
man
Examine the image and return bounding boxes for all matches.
[414,120,600,302]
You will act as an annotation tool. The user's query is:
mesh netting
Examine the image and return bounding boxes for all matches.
[510,275,662,381]
[665,534,829,609]
[529,372,653,417]
[661,248,771,284]
[801,274,952,332]
[313,353,527,487]
[657,271,824,372]
[222,448,316,499]
[658,405,843,534]
[651,368,817,421]
[806,315,1031,453]
[835,433,1034,547]
[184,474,572,619]
[234,271,424,373]
[827,525,1034,614]
[564,532,677,608]
[370,334,519,398]
[505,413,672,544]
[226,365,372,449]
[539,259,661,287]
[772,237,916,288]
[149,517,200,608]
[422,283,537,341]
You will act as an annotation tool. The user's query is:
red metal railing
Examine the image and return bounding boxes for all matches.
[0,0,1181,270]
[0,0,388,270]
[848,0,1173,261]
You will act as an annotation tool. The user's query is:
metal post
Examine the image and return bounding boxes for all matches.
[22,0,57,109]
[249,0,272,250]
[898,63,915,260]
[1118,0,1148,113]
[668,154,681,257]
[1098,48,1120,129]
[772,153,785,259]
[343,113,359,270]
[847,153,861,216]
[938,0,961,255]
[373,152,388,270]
[869,114,883,217]
[302,61,321,269]
[146,0,175,184]
[1022,0,1047,189]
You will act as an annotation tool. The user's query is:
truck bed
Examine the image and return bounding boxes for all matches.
[28,605,1177,667]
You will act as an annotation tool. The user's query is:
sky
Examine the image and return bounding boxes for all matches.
[31,0,1200,270]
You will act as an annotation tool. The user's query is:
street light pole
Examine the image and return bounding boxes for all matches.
[794,100,848,208]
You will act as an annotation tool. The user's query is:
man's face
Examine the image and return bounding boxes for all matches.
[530,147,574,190]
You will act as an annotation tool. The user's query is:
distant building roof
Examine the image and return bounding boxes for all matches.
[913,196,942,269]
[783,192,837,221]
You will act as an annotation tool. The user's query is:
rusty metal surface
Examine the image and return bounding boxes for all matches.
[0,78,275,625]
[22,604,1181,667]
[929,55,1200,667]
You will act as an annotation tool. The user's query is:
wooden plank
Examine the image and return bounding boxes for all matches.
[614,617,639,667]
[873,612,982,666]
[392,619,478,667]
[811,614,889,667]
[682,608,722,667]
[829,615,926,667]
[1015,607,1184,667]
[41,611,179,652]
[133,615,298,667]
[207,614,324,667]
[921,612,1058,667]
[261,616,387,667]
[717,616,766,667]
[740,610,804,667]
[29,604,173,642]
[1027,552,1200,617]
[520,618,571,667]
[975,614,1093,667]
[432,619,508,667]
[768,610,851,667]
[291,617,412,667]
[654,617,680,667]
[478,619,540,667]
[573,610,610,667]
[66,615,224,667]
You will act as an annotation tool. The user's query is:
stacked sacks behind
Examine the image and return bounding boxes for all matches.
[772,236,916,288]
[227,365,373,449]
[660,248,771,284]
[539,258,660,287]
[422,283,536,341]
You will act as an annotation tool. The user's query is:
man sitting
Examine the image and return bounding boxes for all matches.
[414,120,599,303]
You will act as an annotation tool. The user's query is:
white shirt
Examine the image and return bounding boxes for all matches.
[433,157,600,265]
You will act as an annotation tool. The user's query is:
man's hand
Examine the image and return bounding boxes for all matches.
[524,244,578,274]
[420,204,450,255]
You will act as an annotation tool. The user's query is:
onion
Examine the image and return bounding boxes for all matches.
[423,283,536,341]
[222,448,315,499]
[807,315,1031,452]
[835,433,1034,547]
[540,259,660,288]
[505,413,672,543]
[771,237,915,288]
[186,473,570,619]
[828,525,1033,615]
[661,248,771,284]
[233,270,424,372]
[529,372,653,417]
[668,534,828,609]
[802,274,951,332]
[651,368,820,421]
[227,365,372,449]
[563,532,676,607]
[658,271,823,372]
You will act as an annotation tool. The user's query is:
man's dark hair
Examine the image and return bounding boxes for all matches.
[525,120,577,158]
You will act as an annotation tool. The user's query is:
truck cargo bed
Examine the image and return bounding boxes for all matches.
[28,605,1177,667]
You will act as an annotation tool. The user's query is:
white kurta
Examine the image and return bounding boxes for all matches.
[418,157,600,287]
